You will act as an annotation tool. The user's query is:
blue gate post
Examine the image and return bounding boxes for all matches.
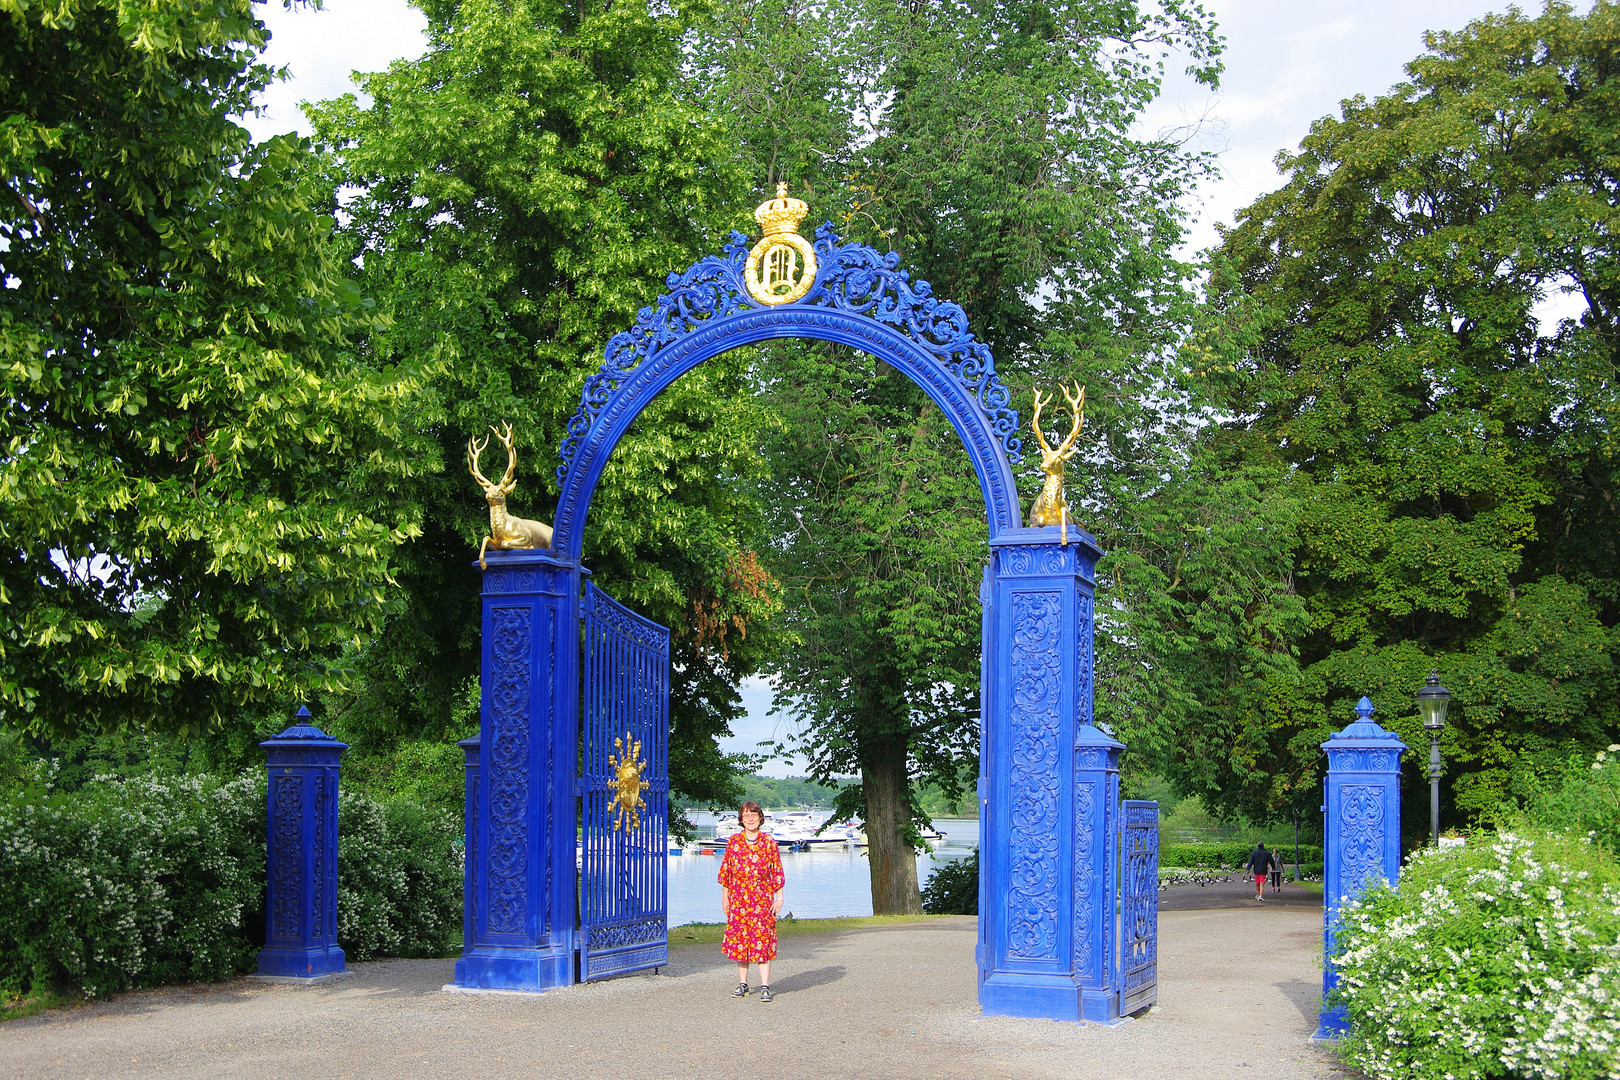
[1314,696,1406,1040]
[454,548,583,992]
[979,526,1123,1023]
[257,707,346,979]
[457,735,481,957]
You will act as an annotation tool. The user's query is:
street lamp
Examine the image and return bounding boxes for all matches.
[1417,671,1452,846]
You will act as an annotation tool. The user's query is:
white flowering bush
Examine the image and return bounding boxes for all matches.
[0,767,463,999]
[0,767,267,999]
[1333,829,1620,1080]
[336,790,461,961]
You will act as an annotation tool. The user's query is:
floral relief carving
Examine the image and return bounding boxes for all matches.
[272,774,301,942]
[1007,591,1062,961]
[1073,779,1095,976]
[487,606,532,936]
[1339,784,1386,900]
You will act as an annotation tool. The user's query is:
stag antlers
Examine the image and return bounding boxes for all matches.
[468,422,553,568]
[1027,383,1086,544]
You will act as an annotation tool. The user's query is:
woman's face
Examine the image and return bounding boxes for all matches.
[741,808,762,831]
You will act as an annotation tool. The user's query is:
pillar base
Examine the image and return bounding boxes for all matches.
[979,973,1125,1024]
[256,944,345,979]
[453,945,572,993]
[1312,1006,1347,1041]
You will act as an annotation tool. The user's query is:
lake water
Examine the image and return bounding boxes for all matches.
[669,814,979,926]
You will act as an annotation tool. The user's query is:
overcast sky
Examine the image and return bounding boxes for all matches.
[245,0,1582,778]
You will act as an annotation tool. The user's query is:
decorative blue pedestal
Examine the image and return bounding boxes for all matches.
[978,527,1125,1024]
[1313,697,1406,1041]
[257,708,346,979]
[457,735,481,954]
[453,549,583,993]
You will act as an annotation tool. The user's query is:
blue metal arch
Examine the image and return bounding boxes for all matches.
[552,224,1024,561]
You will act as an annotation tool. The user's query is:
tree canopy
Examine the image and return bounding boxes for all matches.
[1188,0,1620,825]
[304,0,783,807]
[0,0,429,738]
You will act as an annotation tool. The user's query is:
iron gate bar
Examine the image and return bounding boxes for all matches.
[1118,800,1159,1015]
[578,581,670,982]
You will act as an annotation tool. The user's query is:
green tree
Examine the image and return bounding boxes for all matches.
[1199,0,1620,825]
[695,0,1222,911]
[0,0,429,739]
[305,0,783,806]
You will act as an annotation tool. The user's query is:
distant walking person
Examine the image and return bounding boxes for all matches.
[1269,847,1284,894]
[1247,843,1272,901]
[719,801,785,1001]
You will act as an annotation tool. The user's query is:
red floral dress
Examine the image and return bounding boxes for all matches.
[718,832,785,963]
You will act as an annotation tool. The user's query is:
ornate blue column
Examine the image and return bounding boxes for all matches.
[257,707,346,979]
[457,735,481,956]
[453,549,582,992]
[1314,697,1406,1040]
[979,526,1122,1023]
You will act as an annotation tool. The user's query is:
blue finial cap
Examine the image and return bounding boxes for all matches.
[1326,694,1405,746]
[260,705,347,750]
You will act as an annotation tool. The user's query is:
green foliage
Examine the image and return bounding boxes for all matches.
[1190,1,1620,824]
[336,790,462,961]
[692,0,1223,912]
[0,0,430,739]
[1513,744,1620,855]
[341,738,469,820]
[0,768,266,999]
[1334,830,1620,1080]
[0,766,462,997]
[305,0,778,811]
[1157,842,1319,869]
[920,851,978,916]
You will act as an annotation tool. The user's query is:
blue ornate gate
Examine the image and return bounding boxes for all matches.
[1117,799,1159,1014]
[577,581,670,981]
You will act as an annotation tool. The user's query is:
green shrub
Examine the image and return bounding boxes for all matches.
[336,790,462,961]
[1159,842,1320,868]
[1518,744,1620,854]
[1334,829,1620,1080]
[921,851,978,915]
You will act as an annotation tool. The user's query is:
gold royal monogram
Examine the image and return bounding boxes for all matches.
[745,183,818,305]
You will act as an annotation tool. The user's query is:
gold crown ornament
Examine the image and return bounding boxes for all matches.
[745,183,818,305]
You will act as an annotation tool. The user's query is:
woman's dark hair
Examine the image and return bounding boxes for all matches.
[739,801,765,825]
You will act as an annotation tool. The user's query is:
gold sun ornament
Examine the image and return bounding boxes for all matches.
[607,736,649,833]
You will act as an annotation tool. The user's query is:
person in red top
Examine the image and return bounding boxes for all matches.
[718,801,785,1001]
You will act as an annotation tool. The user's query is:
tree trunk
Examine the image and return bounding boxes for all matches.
[860,728,922,915]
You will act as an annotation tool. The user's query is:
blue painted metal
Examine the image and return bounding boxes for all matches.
[551,226,1024,561]
[1118,800,1159,1015]
[1314,696,1406,1041]
[457,735,481,956]
[979,527,1123,1023]
[453,548,583,993]
[257,707,346,979]
[578,581,671,981]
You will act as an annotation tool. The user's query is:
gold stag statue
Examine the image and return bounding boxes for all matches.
[608,736,649,832]
[468,422,554,569]
[1027,383,1086,544]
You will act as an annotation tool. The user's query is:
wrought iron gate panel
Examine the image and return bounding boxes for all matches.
[1118,800,1158,1014]
[578,581,670,982]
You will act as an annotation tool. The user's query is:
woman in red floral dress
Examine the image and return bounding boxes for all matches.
[718,801,785,1001]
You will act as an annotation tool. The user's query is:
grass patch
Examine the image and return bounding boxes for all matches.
[670,913,943,946]
[1287,880,1324,896]
[2,986,82,1023]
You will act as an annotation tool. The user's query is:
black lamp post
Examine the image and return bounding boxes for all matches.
[1417,671,1452,846]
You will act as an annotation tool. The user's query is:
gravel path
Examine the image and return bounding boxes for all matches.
[1,885,1355,1080]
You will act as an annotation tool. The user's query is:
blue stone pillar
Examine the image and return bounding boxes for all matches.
[457,735,481,955]
[454,549,582,992]
[257,707,346,978]
[1314,697,1406,1040]
[979,526,1122,1023]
